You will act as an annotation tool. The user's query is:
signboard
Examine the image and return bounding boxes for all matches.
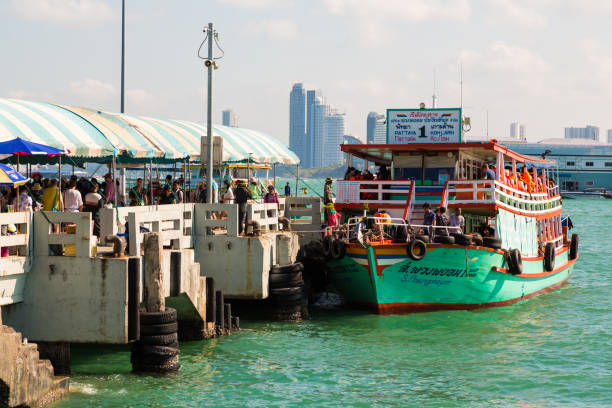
[335,180,360,203]
[387,108,462,144]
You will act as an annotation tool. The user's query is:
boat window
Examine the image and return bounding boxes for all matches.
[585,161,594,167]
[566,161,575,166]
[585,181,594,186]
[605,162,612,167]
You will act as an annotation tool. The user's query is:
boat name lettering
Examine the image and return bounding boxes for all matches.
[397,264,467,278]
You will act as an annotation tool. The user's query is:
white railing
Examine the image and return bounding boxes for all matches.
[444,180,562,215]
[99,204,195,238]
[336,180,414,204]
[284,197,322,231]
[0,211,30,256]
[127,206,193,256]
[247,203,279,232]
[33,211,96,258]
[193,203,238,237]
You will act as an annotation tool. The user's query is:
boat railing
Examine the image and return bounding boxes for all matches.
[444,180,562,214]
[335,180,413,205]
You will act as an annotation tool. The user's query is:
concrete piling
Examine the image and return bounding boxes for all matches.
[215,291,224,334]
[224,303,232,332]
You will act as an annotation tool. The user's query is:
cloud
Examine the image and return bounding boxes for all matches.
[323,0,471,22]
[126,88,156,110]
[244,19,298,40]
[5,0,115,24]
[218,0,290,8]
[457,42,550,75]
[6,89,54,101]
[69,78,117,99]
[486,0,548,28]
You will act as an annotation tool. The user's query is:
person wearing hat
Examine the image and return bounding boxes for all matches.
[234,180,252,235]
[263,185,280,217]
[31,182,42,203]
[324,177,334,220]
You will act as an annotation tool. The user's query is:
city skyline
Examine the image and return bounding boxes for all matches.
[1,1,612,148]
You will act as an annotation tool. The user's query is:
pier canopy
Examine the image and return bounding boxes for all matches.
[0,98,299,165]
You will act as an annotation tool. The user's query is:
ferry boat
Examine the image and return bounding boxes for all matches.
[325,135,579,314]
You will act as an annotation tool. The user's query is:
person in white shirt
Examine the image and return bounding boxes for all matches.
[18,187,32,212]
[449,207,465,233]
[63,180,83,212]
[222,180,234,204]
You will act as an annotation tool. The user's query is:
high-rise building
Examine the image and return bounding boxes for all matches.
[607,129,612,144]
[510,122,526,141]
[222,109,238,127]
[367,112,385,144]
[564,125,599,142]
[324,111,346,166]
[289,83,306,164]
[374,117,386,144]
[305,90,320,168]
[310,96,328,168]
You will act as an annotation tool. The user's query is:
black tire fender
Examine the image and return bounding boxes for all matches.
[569,234,579,260]
[433,235,455,244]
[139,308,177,325]
[407,239,426,261]
[139,333,178,346]
[507,248,522,275]
[544,242,555,272]
[483,237,502,250]
[414,234,430,243]
[330,239,346,260]
[322,236,334,258]
[140,322,178,336]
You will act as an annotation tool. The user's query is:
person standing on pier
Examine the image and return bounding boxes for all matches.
[101,173,115,204]
[83,183,104,237]
[264,185,280,217]
[324,177,334,220]
[284,182,291,197]
[234,180,252,235]
[131,178,148,205]
[63,180,83,213]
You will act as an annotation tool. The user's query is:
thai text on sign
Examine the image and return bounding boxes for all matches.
[387,108,462,144]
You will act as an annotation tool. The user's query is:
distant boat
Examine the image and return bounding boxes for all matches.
[561,187,607,198]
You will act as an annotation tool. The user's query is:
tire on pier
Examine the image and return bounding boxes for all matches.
[407,239,426,261]
[133,308,180,374]
[507,248,523,275]
[544,242,556,272]
[569,234,579,260]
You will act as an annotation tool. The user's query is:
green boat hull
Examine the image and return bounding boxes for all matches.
[327,244,575,314]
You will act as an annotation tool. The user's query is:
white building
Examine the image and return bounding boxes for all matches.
[374,117,386,144]
[565,125,599,142]
[510,122,526,140]
[222,109,238,127]
[323,111,346,166]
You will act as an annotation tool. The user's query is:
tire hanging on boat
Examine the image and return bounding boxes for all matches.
[407,239,426,261]
[433,235,455,244]
[330,239,346,260]
[482,237,502,249]
[544,242,555,272]
[322,235,334,258]
[414,234,430,243]
[569,234,579,260]
[507,248,522,275]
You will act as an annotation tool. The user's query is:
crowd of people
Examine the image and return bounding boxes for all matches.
[482,163,552,194]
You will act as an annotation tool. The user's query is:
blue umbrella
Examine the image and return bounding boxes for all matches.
[0,163,28,187]
[0,137,64,156]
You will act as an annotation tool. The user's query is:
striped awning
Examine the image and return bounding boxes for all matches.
[0,98,299,165]
[0,98,115,158]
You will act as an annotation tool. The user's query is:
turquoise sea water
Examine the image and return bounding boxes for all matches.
[53,198,611,407]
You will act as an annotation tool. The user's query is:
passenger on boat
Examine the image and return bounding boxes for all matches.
[324,178,334,219]
[344,166,357,180]
[435,206,449,236]
[422,203,435,235]
[327,208,341,227]
[376,165,390,180]
[521,167,534,192]
[482,163,496,180]
[449,207,464,233]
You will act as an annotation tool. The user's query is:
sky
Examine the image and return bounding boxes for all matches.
[1,0,612,146]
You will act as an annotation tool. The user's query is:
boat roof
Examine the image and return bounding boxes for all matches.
[341,141,556,167]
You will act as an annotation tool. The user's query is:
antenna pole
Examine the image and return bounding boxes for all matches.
[460,62,463,109]
[120,0,125,113]
[206,22,215,204]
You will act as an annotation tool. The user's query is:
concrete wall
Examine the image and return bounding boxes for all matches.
[2,256,130,343]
